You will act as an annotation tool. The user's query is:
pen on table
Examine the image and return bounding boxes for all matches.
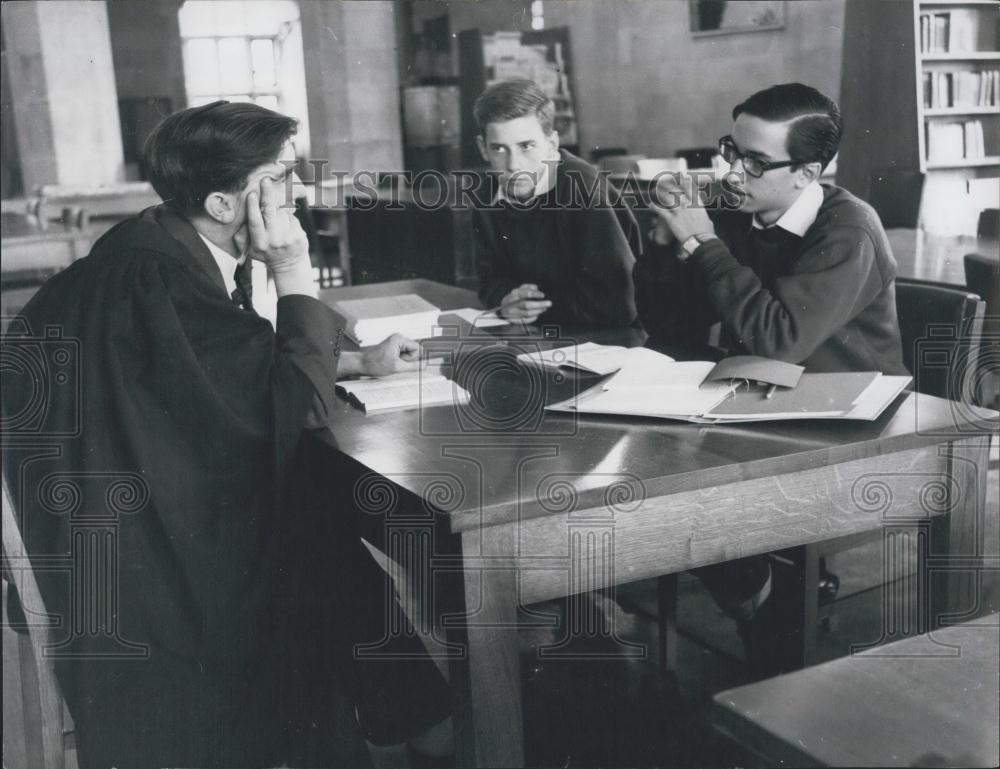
[765,384,778,400]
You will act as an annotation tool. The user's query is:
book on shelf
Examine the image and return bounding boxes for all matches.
[964,119,987,157]
[336,365,471,414]
[328,295,512,346]
[927,119,987,161]
[920,9,979,54]
[547,363,912,424]
[923,70,1000,109]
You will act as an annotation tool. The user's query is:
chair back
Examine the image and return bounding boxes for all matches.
[895,278,985,401]
[597,154,647,175]
[590,147,629,164]
[675,147,718,170]
[870,169,925,229]
[2,475,66,769]
[977,208,999,238]
[964,253,1000,408]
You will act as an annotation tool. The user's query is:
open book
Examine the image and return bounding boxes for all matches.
[518,343,806,387]
[337,365,470,414]
[545,349,911,423]
[329,294,510,346]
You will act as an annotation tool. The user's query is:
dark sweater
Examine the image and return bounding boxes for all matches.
[634,184,907,374]
[474,149,641,327]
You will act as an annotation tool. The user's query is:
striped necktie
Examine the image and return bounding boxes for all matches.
[231,259,254,312]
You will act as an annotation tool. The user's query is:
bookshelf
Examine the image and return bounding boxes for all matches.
[839,0,999,234]
[927,155,1000,168]
[921,51,1000,59]
[924,105,1000,114]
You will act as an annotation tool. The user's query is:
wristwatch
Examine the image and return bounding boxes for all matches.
[678,233,718,262]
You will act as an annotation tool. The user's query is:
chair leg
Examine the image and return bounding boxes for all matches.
[18,632,47,769]
[656,574,678,674]
[795,547,821,667]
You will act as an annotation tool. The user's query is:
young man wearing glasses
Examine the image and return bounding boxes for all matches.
[634,83,906,678]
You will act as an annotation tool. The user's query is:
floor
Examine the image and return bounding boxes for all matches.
[514,448,1000,769]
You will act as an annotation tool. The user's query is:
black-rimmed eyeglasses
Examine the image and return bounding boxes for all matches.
[718,135,803,178]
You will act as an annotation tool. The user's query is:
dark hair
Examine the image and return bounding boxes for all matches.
[733,83,842,171]
[473,79,555,135]
[143,101,297,215]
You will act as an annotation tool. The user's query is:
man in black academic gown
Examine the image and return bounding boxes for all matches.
[1,101,450,768]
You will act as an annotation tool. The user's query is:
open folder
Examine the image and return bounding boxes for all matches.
[545,350,911,423]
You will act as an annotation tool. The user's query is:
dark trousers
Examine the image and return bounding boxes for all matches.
[690,554,772,618]
[292,436,453,748]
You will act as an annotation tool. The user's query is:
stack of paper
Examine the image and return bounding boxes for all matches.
[331,294,441,346]
[337,368,470,414]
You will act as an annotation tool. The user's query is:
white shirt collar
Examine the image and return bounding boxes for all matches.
[197,232,278,327]
[752,181,823,237]
[493,155,558,205]
[198,232,246,299]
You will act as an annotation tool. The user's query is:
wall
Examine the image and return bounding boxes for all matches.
[443,0,846,159]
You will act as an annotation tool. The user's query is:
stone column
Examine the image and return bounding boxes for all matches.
[2,0,125,191]
[299,0,403,174]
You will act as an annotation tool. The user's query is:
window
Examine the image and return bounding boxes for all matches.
[178,0,309,151]
[531,1,545,30]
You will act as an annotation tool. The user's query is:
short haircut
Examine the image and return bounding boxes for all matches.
[733,83,842,171]
[473,79,555,135]
[143,101,298,215]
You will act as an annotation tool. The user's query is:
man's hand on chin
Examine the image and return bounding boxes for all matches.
[238,178,315,298]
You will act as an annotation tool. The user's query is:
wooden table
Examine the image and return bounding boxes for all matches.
[712,615,1000,767]
[888,228,998,287]
[317,280,997,768]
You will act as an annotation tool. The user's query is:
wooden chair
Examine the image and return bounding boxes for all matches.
[2,475,69,769]
[675,147,718,170]
[590,147,629,165]
[964,253,1000,412]
[894,278,985,401]
[597,154,648,175]
[978,208,999,239]
[803,279,986,649]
